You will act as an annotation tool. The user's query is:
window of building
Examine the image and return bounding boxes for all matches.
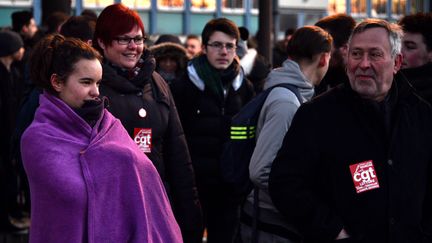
[410,0,424,13]
[328,0,346,15]
[223,0,242,8]
[158,0,183,9]
[83,0,114,8]
[222,0,244,13]
[392,0,406,15]
[278,13,297,40]
[122,0,150,8]
[191,0,215,11]
[0,0,31,6]
[83,0,150,9]
[252,0,258,9]
[372,0,386,16]
[351,0,367,14]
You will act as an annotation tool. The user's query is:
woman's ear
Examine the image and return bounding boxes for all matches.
[50,74,63,92]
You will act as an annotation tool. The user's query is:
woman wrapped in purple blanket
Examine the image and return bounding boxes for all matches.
[20,34,183,243]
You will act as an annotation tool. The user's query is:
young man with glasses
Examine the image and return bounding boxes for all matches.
[93,4,203,243]
[171,17,255,243]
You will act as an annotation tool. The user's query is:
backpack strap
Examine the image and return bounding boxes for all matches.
[252,187,260,243]
[270,83,303,105]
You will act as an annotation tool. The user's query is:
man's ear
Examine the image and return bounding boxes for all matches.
[393,53,403,74]
[427,50,432,63]
[318,52,330,67]
[339,44,348,63]
[50,74,63,92]
[97,39,106,50]
[21,25,28,35]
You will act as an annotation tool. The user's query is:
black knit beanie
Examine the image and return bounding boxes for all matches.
[0,30,24,57]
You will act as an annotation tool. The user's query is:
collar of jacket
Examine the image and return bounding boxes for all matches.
[399,62,432,90]
[186,61,245,92]
[101,63,170,106]
[341,73,424,110]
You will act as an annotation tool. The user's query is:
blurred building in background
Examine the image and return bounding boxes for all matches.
[0,0,430,39]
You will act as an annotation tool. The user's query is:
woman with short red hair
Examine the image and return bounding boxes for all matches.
[93,4,203,243]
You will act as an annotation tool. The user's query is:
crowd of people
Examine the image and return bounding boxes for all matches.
[1,4,432,243]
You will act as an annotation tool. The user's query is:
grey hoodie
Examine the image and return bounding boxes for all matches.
[243,59,314,229]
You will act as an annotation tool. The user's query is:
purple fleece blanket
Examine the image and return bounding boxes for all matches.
[21,92,182,243]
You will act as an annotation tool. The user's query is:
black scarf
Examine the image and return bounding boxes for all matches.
[191,54,240,101]
[73,97,107,127]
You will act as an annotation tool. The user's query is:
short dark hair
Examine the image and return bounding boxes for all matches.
[187,34,199,39]
[30,34,102,93]
[238,26,249,41]
[11,10,33,32]
[45,11,69,34]
[201,18,240,45]
[315,14,356,48]
[81,9,98,22]
[60,16,95,42]
[286,26,333,62]
[93,3,145,55]
[154,34,181,45]
[399,12,432,51]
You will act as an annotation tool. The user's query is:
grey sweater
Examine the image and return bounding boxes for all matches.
[244,59,314,227]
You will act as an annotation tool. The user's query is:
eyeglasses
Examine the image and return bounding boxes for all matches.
[114,36,146,45]
[207,42,236,52]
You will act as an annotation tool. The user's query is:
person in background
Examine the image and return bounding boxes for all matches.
[60,15,96,45]
[171,18,255,243]
[154,34,182,45]
[93,4,202,243]
[237,26,271,94]
[272,28,295,68]
[80,9,98,22]
[0,30,26,234]
[269,18,432,243]
[21,34,182,243]
[11,11,38,48]
[43,11,69,35]
[314,14,356,96]
[241,26,332,243]
[399,12,432,104]
[399,12,432,69]
[11,10,40,87]
[185,34,202,58]
[149,41,189,85]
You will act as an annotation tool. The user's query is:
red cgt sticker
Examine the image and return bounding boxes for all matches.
[349,160,380,193]
[134,128,152,153]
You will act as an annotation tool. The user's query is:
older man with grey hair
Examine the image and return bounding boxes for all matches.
[268,18,432,243]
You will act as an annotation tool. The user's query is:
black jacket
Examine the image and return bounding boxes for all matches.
[99,56,203,241]
[171,62,255,187]
[400,62,432,105]
[269,77,432,243]
[0,62,26,229]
